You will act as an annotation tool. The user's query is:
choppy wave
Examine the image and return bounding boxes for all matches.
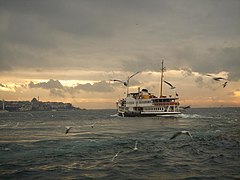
[0,108,239,179]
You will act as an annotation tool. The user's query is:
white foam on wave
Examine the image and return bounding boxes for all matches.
[110,113,119,117]
[177,114,212,119]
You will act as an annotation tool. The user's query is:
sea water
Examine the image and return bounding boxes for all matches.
[0,108,239,179]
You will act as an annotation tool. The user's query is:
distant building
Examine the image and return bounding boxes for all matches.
[0,98,79,112]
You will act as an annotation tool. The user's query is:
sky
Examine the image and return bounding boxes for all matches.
[0,0,240,109]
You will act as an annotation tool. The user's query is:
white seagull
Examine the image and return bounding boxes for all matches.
[65,126,72,134]
[206,74,226,81]
[164,80,176,89]
[111,71,141,87]
[170,131,193,140]
[133,140,138,151]
[213,77,226,81]
[90,122,97,128]
[15,122,20,128]
[27,113,34,117]
[111,151,121,161]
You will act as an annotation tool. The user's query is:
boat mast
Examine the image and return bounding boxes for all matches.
[160,60,164,97]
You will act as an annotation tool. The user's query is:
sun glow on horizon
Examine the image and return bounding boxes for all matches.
[0,68,239,109]
[234,90,240,97]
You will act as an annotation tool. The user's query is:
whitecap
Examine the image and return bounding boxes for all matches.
[177,114,213,119]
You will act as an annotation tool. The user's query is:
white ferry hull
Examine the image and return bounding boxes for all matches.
[141,111,181,115]
[117,94,181,117]
[118,111,181,117]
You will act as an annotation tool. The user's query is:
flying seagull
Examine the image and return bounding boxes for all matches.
[27,112,34,117]
[111,151,121,161]
[90,122,97,128]
[170,131,193,140]
[14,122,20,128]
[222,81,228,88]
[180,105,191,110]
[213,77,226,81]
[111,79,128,86]
[206,74,226,81]
[111,71,141,87]
[164,80,176,89]
[65,126,72,134]
[133,140,138,151]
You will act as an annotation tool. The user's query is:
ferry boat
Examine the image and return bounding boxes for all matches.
[116,60,181,117]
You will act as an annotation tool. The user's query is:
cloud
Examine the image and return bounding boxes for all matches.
[210,46,240,81]
[180,67,194,77]
[50,88,65,98]
[27,79,114,98]
[0,0,239,76]
[194,76,204,88]
[0,83,6,87]
[75,81,114,93]
[0,83,15,92]
[28,79,64,89]
[171,45,240,81]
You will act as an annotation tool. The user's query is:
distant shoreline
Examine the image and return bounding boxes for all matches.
[0,98,81,112]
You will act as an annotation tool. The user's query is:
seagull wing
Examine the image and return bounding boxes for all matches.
[111,155,116,161]
[222,81,228,88]
[65,129,69,134]
[182,105,191,109]
[91,122,97,128]
[186,132,193,139]
[15,122,20,127]
[65,126,72,134]
[134,141,138,148]
[170,132,182,139]
[27,113,34,117]
[206,74,213,77]
[164,80,175,88]
[111,151,121,161]
[213,77,226,81]
[112,79,125,84]
[112,79,128,86]
[128,71,141,80]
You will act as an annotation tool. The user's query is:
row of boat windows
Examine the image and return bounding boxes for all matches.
[126,100,176,104]
[144,107,165,111]
[139,101,152,104]
[126,101,152,104]
[152,99,175,102]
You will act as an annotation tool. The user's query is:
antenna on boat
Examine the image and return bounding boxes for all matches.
[159,60,165,97]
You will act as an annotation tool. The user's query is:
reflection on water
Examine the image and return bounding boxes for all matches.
[0,108,240,179]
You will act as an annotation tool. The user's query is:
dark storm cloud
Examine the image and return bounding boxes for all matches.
[172,46,240,81]
[209,46,240,81]
[0,0,239,80]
